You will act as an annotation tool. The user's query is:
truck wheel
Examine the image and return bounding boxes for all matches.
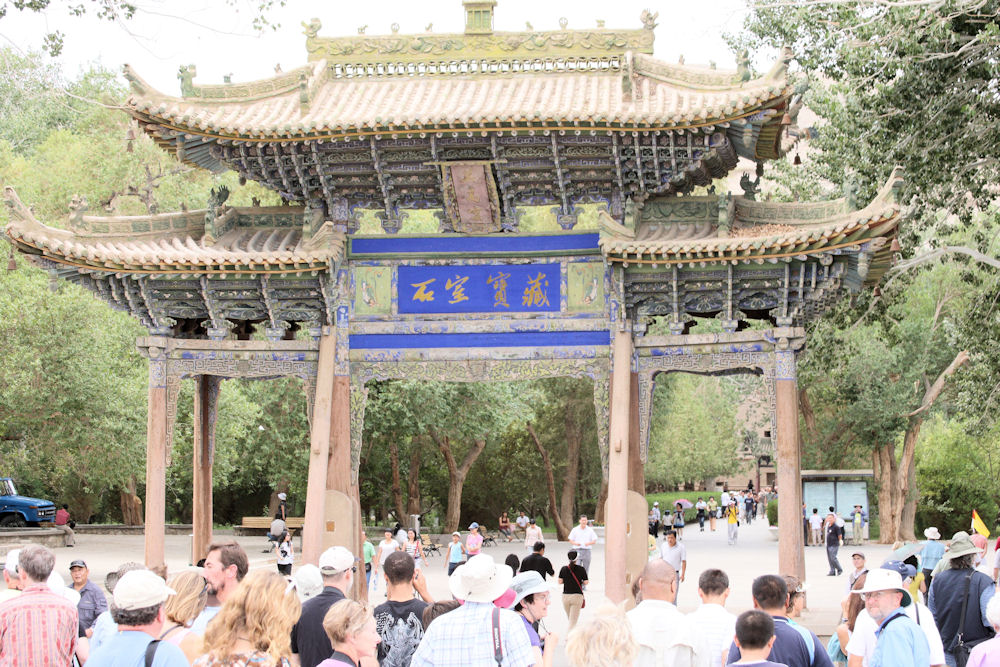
[0,514,26,528]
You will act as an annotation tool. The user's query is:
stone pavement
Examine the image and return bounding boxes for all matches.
[25,518,897,666]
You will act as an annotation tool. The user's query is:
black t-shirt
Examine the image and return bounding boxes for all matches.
[291,586,346,667]
[520,553,555,580]
[559,564,588,594]
[374,598,428,667]
[825,522,844,546]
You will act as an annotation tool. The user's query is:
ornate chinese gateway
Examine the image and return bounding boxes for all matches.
[4,1,902,597]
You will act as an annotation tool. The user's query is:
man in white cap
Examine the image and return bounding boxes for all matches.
[0,549,20,604]
[845,561,945,667]
[292,545,357,667]
[852,568,929,667]
[411,554,533,666]
[86,569,188,666]
[0,544,78,666]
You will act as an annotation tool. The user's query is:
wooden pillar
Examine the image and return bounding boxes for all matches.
[192,375,220,565]
[775,349,805,580]
[606,324,633,603]
[627,371,644,494]
[327,375,364,600]
[303,330,337,564]
[144,349,167,569]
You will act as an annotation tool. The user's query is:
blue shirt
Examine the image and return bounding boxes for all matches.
[86,629,189,667]
[871,608,930,667]
[922,541,946,570]
[448,542,464,563]
[88,610,116,654]
[728,616,834,667]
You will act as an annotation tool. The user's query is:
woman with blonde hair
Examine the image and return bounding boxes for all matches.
[160,570,209,662]
[564,603,638,667]
[319,599,380,667]
[194,569,301,667]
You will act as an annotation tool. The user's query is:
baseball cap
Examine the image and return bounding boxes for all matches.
[277,493,287,500]
[113,570,176,610]
[69,560,87,569]
[469,522,479,530]
[452,531,461,537]
[318,546,355,574]
[881,560,917,580]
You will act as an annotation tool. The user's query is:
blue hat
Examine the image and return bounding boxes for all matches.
[469,522,479,530]
[881,560,917,580]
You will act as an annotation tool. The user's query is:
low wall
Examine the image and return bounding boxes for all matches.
[0,527,65,552]
[72,524,193,535]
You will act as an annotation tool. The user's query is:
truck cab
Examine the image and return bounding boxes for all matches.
[0,477,57,527]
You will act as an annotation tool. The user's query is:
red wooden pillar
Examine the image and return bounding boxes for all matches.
[775,349,805,580]
[144,348,167,569]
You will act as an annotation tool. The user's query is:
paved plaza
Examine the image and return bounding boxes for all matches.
[26,517,902,665]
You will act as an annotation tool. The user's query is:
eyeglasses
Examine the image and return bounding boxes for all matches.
[860,591,894,601]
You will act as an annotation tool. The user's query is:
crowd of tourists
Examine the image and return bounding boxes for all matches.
[3,514,1000,667]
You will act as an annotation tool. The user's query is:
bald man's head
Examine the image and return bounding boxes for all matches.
[637,559,677,602]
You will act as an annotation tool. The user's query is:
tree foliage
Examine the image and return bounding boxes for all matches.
[645,374,742,488]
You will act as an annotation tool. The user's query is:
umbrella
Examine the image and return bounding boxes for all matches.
[886,542,925,563]
[675,499,694,509]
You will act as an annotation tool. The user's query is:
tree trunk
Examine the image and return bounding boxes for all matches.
[406,441,423,516]
[874,443,902,544]
[595,479,608,524]
[430,428,487,532]
[559,410,582,531]
[389,440,406,523]
[120,475,143,526]
[267,478,290,518]
[526,422,571,540]
[897,350,970,540]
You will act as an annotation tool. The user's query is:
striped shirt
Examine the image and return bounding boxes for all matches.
[410,600,534,667]
[0,583,78,666]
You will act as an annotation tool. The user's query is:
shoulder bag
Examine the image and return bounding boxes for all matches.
[567,565,586,607]
[492,606,504,666]
[953,571,975,667]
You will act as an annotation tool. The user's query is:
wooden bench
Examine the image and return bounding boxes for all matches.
[420,534,443,557]
[235,516,304,536]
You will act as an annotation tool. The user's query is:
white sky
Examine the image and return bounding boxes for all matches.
[0,0,764,92]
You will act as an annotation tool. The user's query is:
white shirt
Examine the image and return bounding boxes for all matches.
[652,507,662,521]
[720,492,730,506]
[809,514,824,530]
[688,603,737,667]
[377,538,397,565]
[627,599,711,667]
[515,515,528,528]
[568,525,598,550]
[660,542,687,572]
[845,602,945,666]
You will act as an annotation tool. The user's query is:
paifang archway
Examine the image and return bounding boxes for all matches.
[4,1,904,602]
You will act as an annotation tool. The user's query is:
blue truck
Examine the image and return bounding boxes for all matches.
[0,477,56,527]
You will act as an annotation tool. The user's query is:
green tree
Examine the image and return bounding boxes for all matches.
[645,373,742,489]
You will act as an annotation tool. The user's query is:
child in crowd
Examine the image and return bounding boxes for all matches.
[732,610,782,667]
[276,530,294,575]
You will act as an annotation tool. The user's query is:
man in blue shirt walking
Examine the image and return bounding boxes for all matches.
[853,568,930,667]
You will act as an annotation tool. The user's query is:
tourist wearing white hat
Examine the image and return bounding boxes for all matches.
[410,554,533,666]
[510,570,559,667]
[852,568,930,667]
[292,545,357,667]
[845,561,945,667]
[86,569,188,666]
[922,527,945,588]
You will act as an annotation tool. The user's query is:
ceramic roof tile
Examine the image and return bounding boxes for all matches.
[125,59,793,141]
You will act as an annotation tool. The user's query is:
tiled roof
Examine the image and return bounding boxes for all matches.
[124,52,793,142]
[599,168,905,278]
[3,187,343,275]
